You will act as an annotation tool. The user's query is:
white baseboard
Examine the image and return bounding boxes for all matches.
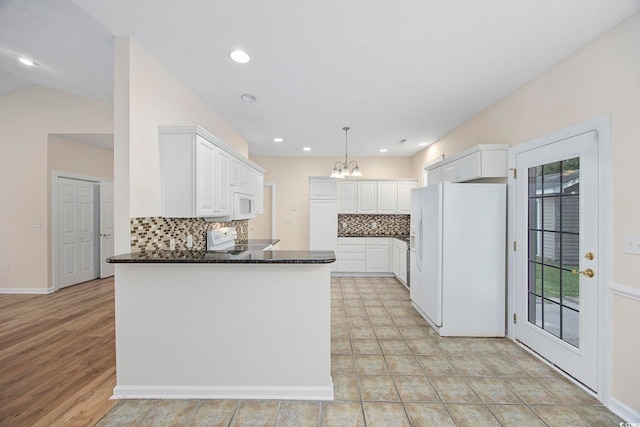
[331,272,395,277]
[0,287,55,294]
[111,384,335,401]
[609,397,640,422]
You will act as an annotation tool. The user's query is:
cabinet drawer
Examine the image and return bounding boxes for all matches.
[338,237,366,245]
[365,237,389,245]
[338,244,366,254]
[338,252,366,261]
[338,260,366,272]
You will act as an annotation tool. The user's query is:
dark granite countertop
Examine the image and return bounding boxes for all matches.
[107,249,335,264]
[338,235,410,243]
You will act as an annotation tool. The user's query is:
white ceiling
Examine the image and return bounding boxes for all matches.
[1,1,639,157]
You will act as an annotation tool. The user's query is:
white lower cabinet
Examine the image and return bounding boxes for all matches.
[392,238,407,285]
[310,200,338,272]
[337,237,391,273]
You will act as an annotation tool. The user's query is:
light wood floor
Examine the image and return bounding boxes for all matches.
[0,277,117,426]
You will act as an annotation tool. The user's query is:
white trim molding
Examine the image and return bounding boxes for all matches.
[609,397,640,423]
[112,384,334,401]
[610,282,640,302]
[0,287,55,294]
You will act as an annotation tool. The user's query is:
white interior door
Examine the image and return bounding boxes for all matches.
[514,131,599,390]
[100,180,115,278]
[58,178,98,288]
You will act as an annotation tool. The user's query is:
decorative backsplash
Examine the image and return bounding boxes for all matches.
[338,214,410,237]
[130,217,249,252]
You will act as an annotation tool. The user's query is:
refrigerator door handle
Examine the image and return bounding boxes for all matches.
[416,211,423,272]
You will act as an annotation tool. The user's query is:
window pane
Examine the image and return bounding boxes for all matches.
[543,299,561,339]
[542,231,560,266]
[562,306,579,348]
[562,158,580,195]
[529,230,542,263]
[542,161,562,195]
[528,294,542,328]
[542,197,559,231]
[528,262,542,295]
[528,199,542,230]
[528,166,542,197]
[561,233,579,269]
[561,196,579,233]
[543,266,561,301]
[561,270,579,311]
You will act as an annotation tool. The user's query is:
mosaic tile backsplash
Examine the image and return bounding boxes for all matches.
[338,214,410,237]
[131,217,249,252]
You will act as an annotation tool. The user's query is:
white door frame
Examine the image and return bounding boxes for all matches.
[507,114,612,404]
[52,171,109,290]
[265,182,277,239]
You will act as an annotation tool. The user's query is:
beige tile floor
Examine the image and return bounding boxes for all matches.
[96,277,622,426]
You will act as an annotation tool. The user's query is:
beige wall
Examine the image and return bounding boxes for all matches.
[412,13,640,413]
[250,156,415,250]
[113,37,250,252]
[0,86,113,291]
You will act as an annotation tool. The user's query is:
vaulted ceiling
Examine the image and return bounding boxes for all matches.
[1,0,638,156]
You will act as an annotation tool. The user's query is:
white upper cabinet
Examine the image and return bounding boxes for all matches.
[309,178,337,200]
[357,181,377,214]
[397,181,417,214]
[338,181,357,213]
[214,147,231,216]
[195,135,217,217]
[336,179,417,214]
[377,181,397,214]
[160,126,265,218]
[426,144,510,184]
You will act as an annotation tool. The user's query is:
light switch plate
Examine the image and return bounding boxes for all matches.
[186,235,193,248]
[623,234,640,255]
[169,239,176,250]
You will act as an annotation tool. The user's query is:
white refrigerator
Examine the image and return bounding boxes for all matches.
[410,183,506,337]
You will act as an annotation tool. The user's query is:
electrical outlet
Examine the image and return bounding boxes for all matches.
[1,263,8,272]
[284,217,292,223]
[35,219,41,228]
[372,222,377,229]
[342,221,348,228]
[169,239,176,250]
[187,234,193,248]
[623,234,640,255]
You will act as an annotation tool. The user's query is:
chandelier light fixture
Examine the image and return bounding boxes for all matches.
[330,126,362,178]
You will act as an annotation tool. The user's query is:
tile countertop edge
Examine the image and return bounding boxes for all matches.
[107,250,335,264]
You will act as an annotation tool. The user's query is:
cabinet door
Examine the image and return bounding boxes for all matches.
[397,181,417,213]
[214,148,231,216]
[310,179,337,200]
[377,181,398,214]
[357,181,377,213]
[441,162,459,183]
[366,245,389,272]
[458,151,482,181]
[230,158,242,186]
[392,246,400,277]
[338,181,357,213]
[427,167,442,186]
[398,248,407,284]
[195,136,216,217]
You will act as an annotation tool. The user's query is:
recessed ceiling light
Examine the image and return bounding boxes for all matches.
[229,49,250,64]
[303,147,311,151]
[240,94,257,102]
[274,137,283,143]
[418,142,429,146]
[379,148,388,153]
[18,57,38,66]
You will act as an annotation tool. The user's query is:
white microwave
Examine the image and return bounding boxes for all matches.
[233,190,256,220]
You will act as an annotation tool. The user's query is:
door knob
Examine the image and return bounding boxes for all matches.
[571,268,595,278]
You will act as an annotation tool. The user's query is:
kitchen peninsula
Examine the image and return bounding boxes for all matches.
[107,249,335,401]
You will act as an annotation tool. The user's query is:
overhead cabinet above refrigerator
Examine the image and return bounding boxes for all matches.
[410,183,506,337]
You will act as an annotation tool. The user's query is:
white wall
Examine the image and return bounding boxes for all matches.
[412,12,640,414]
[113,37,250,253]
[250,156,415,250]
[0,86,113,291]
